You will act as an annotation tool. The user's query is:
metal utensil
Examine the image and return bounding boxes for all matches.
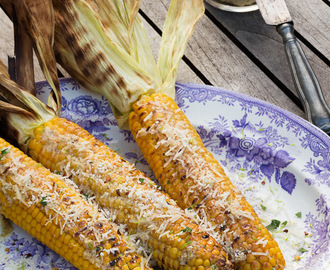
[256,0,330,135]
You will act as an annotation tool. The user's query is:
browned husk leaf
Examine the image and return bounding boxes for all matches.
[13,0,61,113]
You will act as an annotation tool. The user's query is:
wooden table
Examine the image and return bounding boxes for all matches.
[0,0,329,133]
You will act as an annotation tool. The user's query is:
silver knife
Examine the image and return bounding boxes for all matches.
[256,0,330,135]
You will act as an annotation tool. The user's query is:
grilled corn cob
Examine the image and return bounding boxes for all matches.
[28,117,233,270]
[0,137,151,270]
[129,93,286,270]
[0,61,233,269]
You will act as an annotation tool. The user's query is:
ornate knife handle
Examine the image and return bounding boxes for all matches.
[277,22,330,135]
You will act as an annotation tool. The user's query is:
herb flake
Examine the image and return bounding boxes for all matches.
[298,247,308,253]
[0,148,9,160]
[181,226,192,233]
[40,197,47,206]
[266,219,281,230]
[180,240,192,250]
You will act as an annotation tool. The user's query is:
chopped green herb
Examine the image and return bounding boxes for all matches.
[295,212,302,218]
[188,204,195,210]
[298,247,308,253]
[181,227,192,233]
[138,178,145,184]
[260,204,267,211]
[95,246,102,253]
[281,221,288,228]
[180,240,192,249]
[88,242,93,250]
[0,148,10,160]
[135,217,145,224]
[55,171,62,175]
[266,219,281,230]
[40,197,47,206]
[83,193,89,200]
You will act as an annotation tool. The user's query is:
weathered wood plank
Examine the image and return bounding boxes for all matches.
[141,0,305,118]
[0,9,46,82]
[205,2,330,106]
[287,0,330,60]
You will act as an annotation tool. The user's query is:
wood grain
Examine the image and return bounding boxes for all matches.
[205,3,330,106]
[141,0,305,118]
[287,0,330,59]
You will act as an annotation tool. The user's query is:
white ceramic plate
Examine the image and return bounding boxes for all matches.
[1,78,329,269]
[205,0,259,13]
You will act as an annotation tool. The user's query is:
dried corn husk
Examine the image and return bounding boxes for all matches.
[0,0,61,113]
[0,214,13,237]
[13,4,35,94]
[0,59,55,151]
[53,0,204,128]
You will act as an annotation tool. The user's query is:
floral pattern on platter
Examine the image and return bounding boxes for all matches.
[0,227,76,270]
[1,78,329,269]
[195,113,297,194]
[175,83,330,191]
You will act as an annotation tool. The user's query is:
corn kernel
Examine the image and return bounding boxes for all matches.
[169,247,178,259]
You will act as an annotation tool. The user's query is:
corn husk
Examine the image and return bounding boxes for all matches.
[53,0,204,128]
[0,0,61,113]
[0,214,13,237]
[13,3,35,94]
[0,60,56,151]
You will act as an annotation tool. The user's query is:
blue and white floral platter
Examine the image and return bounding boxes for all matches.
[0,78,329,269]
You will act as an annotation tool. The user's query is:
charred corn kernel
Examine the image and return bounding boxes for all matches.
[129,93,286,270]
[0,138,151,270]
[28,117,233,270]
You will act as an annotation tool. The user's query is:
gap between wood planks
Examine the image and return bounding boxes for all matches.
[294,31,330,67]
[321,0,330,8]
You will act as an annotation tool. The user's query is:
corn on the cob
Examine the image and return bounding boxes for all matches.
[0,62,232,270]
[0,137,151,270]
[28,117,233,270]
[129,93,286,270]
